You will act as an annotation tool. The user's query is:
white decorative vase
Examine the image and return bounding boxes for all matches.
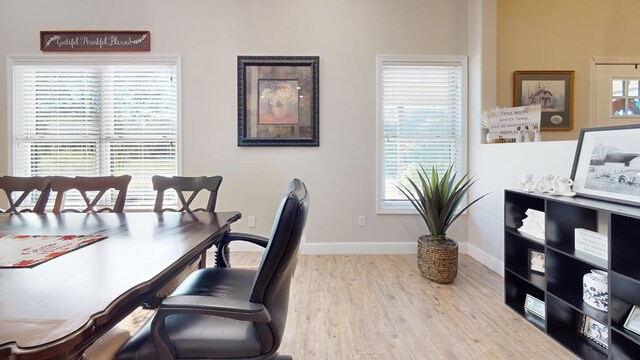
[583,269,608,312]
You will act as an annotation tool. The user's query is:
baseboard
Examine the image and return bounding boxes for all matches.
[466,242,504,276]
[301,241,418,255]
[222,240,504,277]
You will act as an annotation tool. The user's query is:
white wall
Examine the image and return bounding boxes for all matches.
[0,0,469,251]
[466,0,578,274]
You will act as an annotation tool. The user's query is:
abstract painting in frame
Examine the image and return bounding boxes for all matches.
[571,125,640,206]
[237,56,319,146]
[514,70,574,131]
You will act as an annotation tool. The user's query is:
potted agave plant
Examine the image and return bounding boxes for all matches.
[397,164,487,284]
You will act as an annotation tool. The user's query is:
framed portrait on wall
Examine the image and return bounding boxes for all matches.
[237,56,319,146]
[513,70,574,131]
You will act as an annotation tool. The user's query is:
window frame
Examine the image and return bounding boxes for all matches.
[375,55,468,214]
[7,55,183,210]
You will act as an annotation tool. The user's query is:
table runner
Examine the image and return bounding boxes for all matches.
[0,234,108,268]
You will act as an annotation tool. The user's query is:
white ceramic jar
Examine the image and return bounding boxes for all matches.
[583,269,608,312]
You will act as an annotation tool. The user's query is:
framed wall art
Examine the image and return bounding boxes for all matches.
[513,70,574,131]
[570,125,640,206]
[237,56,319,146]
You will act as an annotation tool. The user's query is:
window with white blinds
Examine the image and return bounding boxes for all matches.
[11,59,179,208]
[377,56,467,213]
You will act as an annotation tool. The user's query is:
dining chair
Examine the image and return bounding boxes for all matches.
[145,175,225,309]
[115,179,309,360]
[0,176,52,214]
[50,175,132,213]
[152,175,223,213]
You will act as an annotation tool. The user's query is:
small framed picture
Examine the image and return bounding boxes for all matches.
[513,70,574,131]
[524,294,545,319]
[623,305,640,336]
[528,249,545,274]
[579,315,609,350]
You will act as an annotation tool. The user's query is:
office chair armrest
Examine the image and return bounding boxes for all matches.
[160,295,271,322]
[219,232,269,248]
[150,296,271,360]
[215,232,269,268]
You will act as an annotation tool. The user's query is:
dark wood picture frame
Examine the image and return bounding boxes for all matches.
[570,124,640,206]
[528,248,545,275]
[513,70,574,131]
[578,314,609,350]
[40,31,150,52]
[237,56,319,146]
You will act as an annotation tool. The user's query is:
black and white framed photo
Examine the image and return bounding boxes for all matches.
[623,305,640,336]
[571,125,640,206]
[528,248,545,274]
[524,294,545,319]
[579,315,609,350]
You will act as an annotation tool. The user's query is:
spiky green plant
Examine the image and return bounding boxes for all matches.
[396,164,488,244]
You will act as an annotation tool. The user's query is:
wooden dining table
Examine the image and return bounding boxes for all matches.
[0,211,241,360]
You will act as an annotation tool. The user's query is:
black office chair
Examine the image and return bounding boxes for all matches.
[116,179,309,360]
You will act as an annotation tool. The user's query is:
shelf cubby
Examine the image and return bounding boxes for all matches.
[611,330,640,360]
[546,249,608,325]
[505,270,545,330]
[504,191,545,233]
[504,231,545,290]
[546,201,600,252]
[547,294,608,360]
[611,214,640,281]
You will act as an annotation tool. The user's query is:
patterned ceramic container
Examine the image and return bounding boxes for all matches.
[583,269,608,312]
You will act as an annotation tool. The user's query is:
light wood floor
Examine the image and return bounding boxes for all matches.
[120,253,577,359]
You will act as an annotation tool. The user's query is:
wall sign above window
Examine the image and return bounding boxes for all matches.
[40,31,151,52]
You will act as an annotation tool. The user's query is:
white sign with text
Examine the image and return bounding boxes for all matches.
[488,105,541,140]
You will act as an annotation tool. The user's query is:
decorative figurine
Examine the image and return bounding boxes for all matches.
[538,174,556,193]
[520,173,537,193]
[553,176,576,197]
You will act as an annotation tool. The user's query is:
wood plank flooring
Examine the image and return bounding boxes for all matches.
[119,253,577,359]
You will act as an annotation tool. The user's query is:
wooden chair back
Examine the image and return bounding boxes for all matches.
[0,176,52,214]
[152,175,223,213]
[50,175,132,214]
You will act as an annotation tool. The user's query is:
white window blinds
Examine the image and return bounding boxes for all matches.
[12,62,178,208]
[377,56,466,212]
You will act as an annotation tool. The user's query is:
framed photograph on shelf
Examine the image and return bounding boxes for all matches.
[524,294,545,319]
[237,56,319,146]
[578,315,609,350]
[623,305,640,336]
[528,248,545,275]
[513,70,574,131]
[570,125,640,206]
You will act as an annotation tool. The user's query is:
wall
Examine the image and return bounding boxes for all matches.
[466,0,578,274]
[0,0,469,251]
[497,0,640,141]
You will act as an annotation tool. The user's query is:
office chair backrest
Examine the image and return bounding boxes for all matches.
[152,175,223,213]
[0,176,51,214]
[51,175,132,213]
[250,178,309,353]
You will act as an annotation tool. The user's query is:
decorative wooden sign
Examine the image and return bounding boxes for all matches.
[40,31,150,52]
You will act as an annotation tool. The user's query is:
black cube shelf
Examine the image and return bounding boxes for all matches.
[504,189,640,359]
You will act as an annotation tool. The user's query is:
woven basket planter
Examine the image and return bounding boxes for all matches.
[417,235,458,284]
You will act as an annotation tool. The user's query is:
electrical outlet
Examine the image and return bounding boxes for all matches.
[358,216,366,227]
[248,216,256,228]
